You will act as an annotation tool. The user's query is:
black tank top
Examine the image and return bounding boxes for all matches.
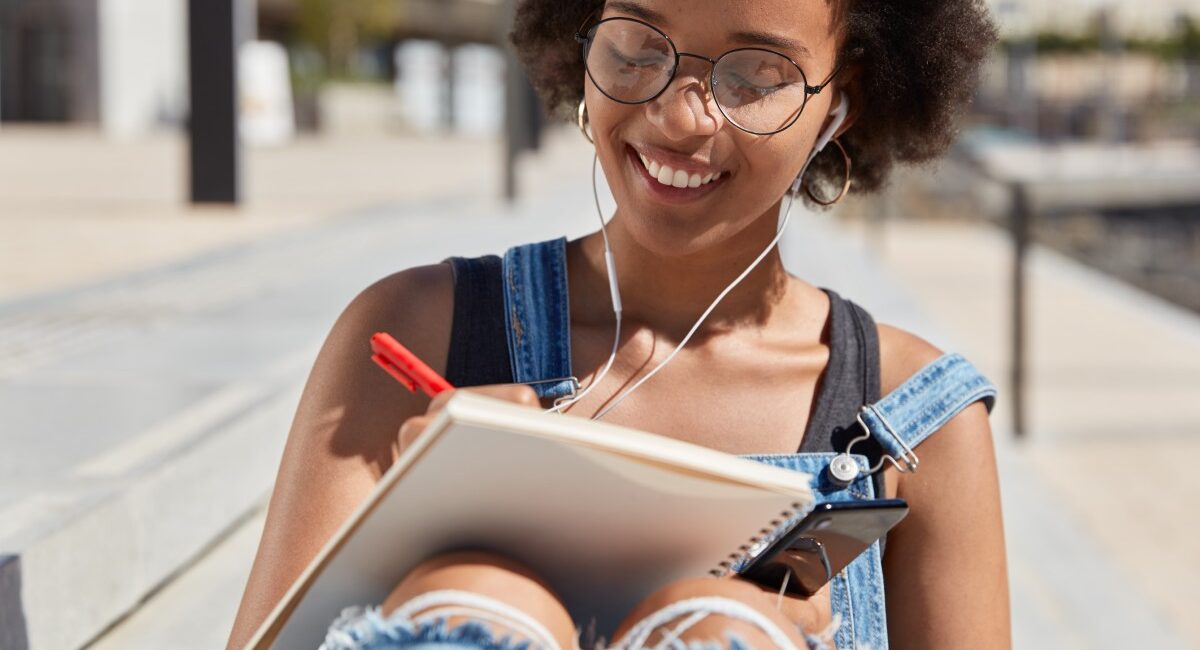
[443,255,886,494]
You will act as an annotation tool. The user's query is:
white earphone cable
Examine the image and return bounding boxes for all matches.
[592,188,798,420]
[553,92,846,419]
[546,153,622,414]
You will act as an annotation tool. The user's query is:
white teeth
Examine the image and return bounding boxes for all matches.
[671,169,689,188]
[635,150,721,189]
[656,164,674,185]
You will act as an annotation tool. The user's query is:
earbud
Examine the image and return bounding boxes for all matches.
[813,91,850,157]
[792,91,850,193]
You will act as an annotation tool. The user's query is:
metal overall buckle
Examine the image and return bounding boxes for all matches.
[827,405,920,488]
[524,376,579,409]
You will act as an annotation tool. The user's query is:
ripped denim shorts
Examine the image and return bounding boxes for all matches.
[320,589,834,650]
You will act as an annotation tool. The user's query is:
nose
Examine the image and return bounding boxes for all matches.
[644,55,725,141]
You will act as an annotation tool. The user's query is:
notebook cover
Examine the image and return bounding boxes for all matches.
[248,393,813,648]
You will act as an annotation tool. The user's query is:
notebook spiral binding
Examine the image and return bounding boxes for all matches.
[708,501,808,577]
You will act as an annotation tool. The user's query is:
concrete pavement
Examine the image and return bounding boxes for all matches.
[866,216,1200,648]
[1,127,1197,648]
[0,127,597,650]
[791,203,1198,648]
[0,126,519,303]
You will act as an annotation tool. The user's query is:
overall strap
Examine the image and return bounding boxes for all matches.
[501,237,578,399]
[857,353,996,472]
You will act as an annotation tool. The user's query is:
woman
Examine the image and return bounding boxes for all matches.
[228,0,1008,648]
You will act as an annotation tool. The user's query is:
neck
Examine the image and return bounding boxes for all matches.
[576,200,793,340]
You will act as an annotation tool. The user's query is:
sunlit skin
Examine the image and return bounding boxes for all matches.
[227,1,1010,648]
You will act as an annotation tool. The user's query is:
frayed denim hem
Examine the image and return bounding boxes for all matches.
[322,606,536,650]
[641,634,752,650]
[800,612,841,650]
[323,604,833,650]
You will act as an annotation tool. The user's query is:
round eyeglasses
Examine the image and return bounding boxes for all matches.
[576,17,841,136]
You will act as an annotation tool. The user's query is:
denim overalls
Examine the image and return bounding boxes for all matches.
[500,239,996,649]
[324,238,996,650]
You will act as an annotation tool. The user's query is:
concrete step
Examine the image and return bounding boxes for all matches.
[87,510,267,650]
[0,163,598,649]
[0,373,302,650]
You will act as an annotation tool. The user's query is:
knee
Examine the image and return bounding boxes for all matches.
[613,577,810,650]
[387,550,553,603]
[382,550,576,649]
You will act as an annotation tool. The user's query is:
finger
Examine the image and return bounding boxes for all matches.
[426,388,458,415]
[398,415,432,450]
[444,383,542,410]
[426,385,540,417]
[465,384,540,407]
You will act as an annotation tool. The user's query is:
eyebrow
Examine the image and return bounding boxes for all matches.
[730,30,812,59]
[604,1,811,59]
[606,1,664,23]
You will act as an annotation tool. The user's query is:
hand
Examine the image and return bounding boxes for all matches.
[779,582,834,643]
[397,384,541,451]
[737,576,835,644]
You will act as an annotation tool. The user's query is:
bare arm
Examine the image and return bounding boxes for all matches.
[226,264,454,649]
[878,326,1011,649]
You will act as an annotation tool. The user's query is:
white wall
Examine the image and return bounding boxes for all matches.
[453,44,504,136]
[97,0,187,138]
[395,40,448,133]
[394,41,505,136]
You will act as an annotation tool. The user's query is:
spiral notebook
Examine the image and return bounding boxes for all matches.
[247,392,815,649]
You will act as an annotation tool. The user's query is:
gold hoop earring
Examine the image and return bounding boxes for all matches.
[571,98,590,143]
[803,138,852,206]
[577,99,593,144]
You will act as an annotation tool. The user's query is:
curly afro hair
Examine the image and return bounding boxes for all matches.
[510,0,997,200]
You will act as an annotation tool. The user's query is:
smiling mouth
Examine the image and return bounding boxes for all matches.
[626,146,726,201]
[635,152,724,188]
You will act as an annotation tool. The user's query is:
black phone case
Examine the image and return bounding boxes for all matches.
[738,499,908,596]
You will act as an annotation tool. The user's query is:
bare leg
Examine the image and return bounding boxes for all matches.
[612,577,822,650]
[378,550,578,649]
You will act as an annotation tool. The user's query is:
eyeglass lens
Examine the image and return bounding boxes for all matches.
[583,18,809,134]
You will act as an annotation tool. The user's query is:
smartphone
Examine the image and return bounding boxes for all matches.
[738,499,908,597]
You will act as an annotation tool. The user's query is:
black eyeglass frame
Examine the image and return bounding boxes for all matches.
[575,15,847,136]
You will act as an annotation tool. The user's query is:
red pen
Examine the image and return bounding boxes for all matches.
[370,332,454,397]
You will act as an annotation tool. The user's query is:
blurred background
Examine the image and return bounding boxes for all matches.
[0,0,1198,648]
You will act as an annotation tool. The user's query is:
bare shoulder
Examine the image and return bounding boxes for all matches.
[875,322,990,429]
[336,262,456,368]
[310,262,456,464]
[876,323,944,395]
[875,323,993,495]
[284,260,457,482]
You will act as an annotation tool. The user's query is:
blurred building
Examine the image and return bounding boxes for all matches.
[990,0,1200,38]
[258,0,508,137]
[257,0,502,45]
[0,0,254,137]
[0,0,503,138]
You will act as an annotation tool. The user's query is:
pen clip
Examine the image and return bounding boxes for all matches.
[371,353,417,393]
[370,332,453,397]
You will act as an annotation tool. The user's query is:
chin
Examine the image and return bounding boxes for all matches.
[619,203,749,259]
